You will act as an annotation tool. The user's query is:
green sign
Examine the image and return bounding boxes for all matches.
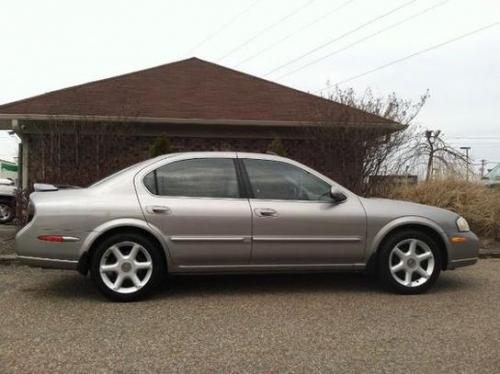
[1,163,17,172]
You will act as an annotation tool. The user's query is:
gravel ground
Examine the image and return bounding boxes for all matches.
[0,260,499,373]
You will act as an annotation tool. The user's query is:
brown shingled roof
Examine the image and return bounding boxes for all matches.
[0,57,395,126]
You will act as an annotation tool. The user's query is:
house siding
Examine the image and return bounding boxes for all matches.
[24,131,347,188]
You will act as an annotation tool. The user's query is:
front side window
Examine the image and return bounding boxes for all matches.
[243,159,331,201]
[144,158,239,198]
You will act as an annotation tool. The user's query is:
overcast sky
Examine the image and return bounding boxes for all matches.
[1,0,499,170]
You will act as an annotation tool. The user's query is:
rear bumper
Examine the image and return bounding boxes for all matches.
[16,221,85,270]
[17,255,78,270]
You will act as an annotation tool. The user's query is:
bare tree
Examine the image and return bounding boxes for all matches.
[408,129,470,181]
[303,87,429,194]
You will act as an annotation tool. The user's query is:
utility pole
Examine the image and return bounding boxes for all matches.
[480,159,486,178]
[460,146,471,181]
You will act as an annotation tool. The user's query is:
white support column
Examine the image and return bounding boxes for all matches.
[22,136,28,190]
[11,119,29,189]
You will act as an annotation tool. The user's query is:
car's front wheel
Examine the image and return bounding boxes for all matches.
[90,233,165,301]
[378,230,442,294]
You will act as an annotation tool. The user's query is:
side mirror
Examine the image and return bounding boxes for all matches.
[330,187,347,204]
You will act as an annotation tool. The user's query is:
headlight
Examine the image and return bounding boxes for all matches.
[456,216,470,232]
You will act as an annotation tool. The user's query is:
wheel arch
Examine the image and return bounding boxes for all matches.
[366,218,449,274]
[77,219,171,275]
[0,195,15,202]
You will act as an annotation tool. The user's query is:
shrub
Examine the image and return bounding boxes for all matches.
[149,136,172,158]
[266,138,287,157]
[387,179,500,238]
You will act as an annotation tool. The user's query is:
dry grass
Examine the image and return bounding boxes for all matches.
[386,179,500,238]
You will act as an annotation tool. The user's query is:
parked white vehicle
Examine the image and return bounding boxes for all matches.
[482,164,500,188]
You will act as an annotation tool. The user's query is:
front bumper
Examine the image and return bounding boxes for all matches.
[447,231,480,269]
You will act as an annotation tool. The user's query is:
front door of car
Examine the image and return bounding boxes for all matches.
[136,156,252,267]
[241,158,366,265]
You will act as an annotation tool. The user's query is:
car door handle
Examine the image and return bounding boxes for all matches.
[254,208,278,217]
[146,205,171,215]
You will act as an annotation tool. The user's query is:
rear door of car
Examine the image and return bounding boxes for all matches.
[239,155,366,265]
[135,154,252,267]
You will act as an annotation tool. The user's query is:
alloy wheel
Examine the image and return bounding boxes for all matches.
[388,238,435,288]
[99,241,153,294]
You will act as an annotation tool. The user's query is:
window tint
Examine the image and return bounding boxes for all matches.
[144,158,239,198]
[243,159,331,201]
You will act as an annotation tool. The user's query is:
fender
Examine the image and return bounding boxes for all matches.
[79,218,174,268]
[368,215,451,259]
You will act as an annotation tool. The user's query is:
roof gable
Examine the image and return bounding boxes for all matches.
[0,57,395,126]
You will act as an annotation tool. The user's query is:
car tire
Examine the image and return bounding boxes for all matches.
[378,230,442,295]
[90,233,165,301]
[0,198,14,224]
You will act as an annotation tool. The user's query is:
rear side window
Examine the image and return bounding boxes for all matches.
[143,158,239,198]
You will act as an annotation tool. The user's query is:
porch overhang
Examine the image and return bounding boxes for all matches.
[0,113,405,133]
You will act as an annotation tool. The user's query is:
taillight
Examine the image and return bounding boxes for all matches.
[38,235,64,242]
[37,235,80,243]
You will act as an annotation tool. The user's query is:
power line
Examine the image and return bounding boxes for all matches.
[218,0,316,62]
[471,160,500,165]
[452,143,500,146]
[264,0,416,77]
[276,0,449,80]
[329,21,500,86]
[184,0,262,57]
[233,0,356,68]
[449,136,500,139]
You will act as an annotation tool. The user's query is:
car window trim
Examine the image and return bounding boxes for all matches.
[239,158,334,203]
[234,158,253,199]
[152,170,159,195]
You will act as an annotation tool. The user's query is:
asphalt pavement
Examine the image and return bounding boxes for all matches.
[0,260,499,372]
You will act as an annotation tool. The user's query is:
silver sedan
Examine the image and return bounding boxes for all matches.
[16,152,479,301]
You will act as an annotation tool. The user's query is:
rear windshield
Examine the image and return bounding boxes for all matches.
[89,160,151,188]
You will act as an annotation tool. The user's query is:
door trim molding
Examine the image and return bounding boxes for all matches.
[170,236,249,242]
[252,236,362,242]
[176,263,366,271]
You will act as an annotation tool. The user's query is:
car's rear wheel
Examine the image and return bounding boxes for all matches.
[90,233,164,301]
[378,230,442,294]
